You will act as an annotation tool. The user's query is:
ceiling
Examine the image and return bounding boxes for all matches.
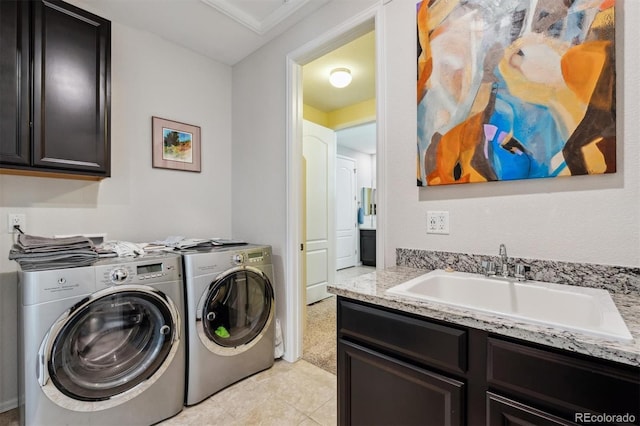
[82,0,376,150]
[82,0,331,65]
[337,122,376,155]
[302,31,376,113]
[304,31,377,154]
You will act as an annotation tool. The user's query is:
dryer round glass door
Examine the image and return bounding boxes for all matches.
[201,268,274,351]
[46,289,178,402]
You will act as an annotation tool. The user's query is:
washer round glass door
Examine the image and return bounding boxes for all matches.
[46,287,178,402]
[199,267,274,355]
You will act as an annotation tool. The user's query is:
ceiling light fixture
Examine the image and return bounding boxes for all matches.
[329,68,352,88]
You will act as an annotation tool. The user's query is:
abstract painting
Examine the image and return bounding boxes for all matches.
[417,0,615,186]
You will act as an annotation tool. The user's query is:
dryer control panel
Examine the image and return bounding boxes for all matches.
[231,248,271,266]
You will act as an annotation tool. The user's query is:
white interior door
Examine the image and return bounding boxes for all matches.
[336,156,357,270]
[303,120,335,305]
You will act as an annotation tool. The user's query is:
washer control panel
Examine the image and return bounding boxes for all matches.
[134,262,167,281]
[110,268,129,283]
[96,255,181,286]
[101,264,135,285]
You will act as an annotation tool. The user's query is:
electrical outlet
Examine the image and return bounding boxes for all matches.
[426,211,449,234]
[8,213,26,234]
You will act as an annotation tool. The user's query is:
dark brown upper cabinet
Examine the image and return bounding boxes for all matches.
[0,0,111,179]
[0,1,30,167]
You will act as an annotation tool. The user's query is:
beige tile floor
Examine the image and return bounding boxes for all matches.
[160,360,337,426]
[159,359,336,426]
[0,360,335,426]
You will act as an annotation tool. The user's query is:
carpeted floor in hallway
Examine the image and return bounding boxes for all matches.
[302,266,375,375]
[303,296,338,375]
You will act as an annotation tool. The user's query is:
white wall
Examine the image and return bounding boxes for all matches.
[337,145,374,195]
[383,0,639,268]
[0,22,233,272]
[0,18,232,410]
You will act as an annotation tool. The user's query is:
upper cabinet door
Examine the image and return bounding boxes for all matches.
[0,0,30,166]
[32,0,111,176]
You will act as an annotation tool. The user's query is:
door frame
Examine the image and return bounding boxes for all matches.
[284,3,386,362]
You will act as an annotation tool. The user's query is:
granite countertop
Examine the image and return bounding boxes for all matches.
[328,266,640,367]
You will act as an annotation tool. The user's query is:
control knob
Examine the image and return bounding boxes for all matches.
[110,268,129,283]
[232,254,244,265]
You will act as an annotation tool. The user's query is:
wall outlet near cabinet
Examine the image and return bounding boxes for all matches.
[426,211,449,234]
[8,213,26,234]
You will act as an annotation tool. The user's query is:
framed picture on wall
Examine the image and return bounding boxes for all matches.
[152,116,201,172]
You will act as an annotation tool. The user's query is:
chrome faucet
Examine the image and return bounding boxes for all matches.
[482,244,529,280]
[498,244,509,277]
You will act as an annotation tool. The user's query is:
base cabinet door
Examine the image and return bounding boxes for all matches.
[487,393,579,426]
[359,229,376,266]
[338,339,464,426]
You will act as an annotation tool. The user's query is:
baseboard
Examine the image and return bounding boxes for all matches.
[0,396,18,413]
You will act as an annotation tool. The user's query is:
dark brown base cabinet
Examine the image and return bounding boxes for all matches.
[0,0,110,179]
[359,229,376,266]
[337,297,640,426]
[339,340,464,425]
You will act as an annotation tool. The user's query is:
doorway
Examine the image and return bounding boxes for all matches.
[285,3,385,363]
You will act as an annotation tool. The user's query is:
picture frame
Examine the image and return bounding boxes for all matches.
[152,116,201,172]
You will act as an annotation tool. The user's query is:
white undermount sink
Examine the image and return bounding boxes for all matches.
[386,269,633,343]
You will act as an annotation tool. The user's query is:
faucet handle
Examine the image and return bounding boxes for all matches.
[482,260,497,276]
[514,263,530,281]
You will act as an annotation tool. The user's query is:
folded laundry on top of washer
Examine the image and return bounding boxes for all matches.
[150,236,247,250]
[97,240,146,257]
[151,236,212,250]
[9,250,99,270]
[9,233,99,270]
[139,242,173,252]
[210,238,247,246]
[174,238,213,249]
[13,233,94,252]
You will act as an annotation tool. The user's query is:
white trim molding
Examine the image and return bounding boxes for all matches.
[201,0,328,35]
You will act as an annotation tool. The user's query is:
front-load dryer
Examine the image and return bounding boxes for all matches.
[18,253,185,426]
[181,245,275,406]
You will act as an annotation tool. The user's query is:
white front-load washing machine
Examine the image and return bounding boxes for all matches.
[18,253,185,426]
[181,245,275,406]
